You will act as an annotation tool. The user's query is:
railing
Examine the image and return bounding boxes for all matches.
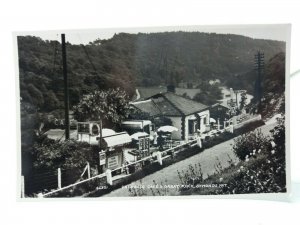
[41,172,106,198]
[39,138,200,197]
[37,114,263,198]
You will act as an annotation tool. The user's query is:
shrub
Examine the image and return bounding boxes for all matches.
[179,117,286,195]
[233,129,269,160]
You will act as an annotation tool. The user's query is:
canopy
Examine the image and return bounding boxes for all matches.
[157,125,178,133]
[121,120,152,129]
[102,132,132,147]
[101,128,116,137]
[130,132,149,140]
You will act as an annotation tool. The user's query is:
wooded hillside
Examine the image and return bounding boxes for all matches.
[17,32,285,113]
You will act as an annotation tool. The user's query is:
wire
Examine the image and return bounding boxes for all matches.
[76,33,120,77]
[51,34,60,75]
[77,33,98,74]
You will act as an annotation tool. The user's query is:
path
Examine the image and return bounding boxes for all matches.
[103,122,276,197]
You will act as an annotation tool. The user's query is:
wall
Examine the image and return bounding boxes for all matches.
[198,110,210,133]
[168,116,182,140]
[168,110,210,142]
[185,114,196,141]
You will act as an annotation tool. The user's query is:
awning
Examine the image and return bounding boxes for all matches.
[121,120,152,129]
[103,132,132,147]
[130,132,149,140]
[99,128,116,137]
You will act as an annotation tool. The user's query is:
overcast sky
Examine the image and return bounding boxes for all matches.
[19,24,290,44]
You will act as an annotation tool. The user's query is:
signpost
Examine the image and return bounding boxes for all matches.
[99,152,106,166]
[107,155,119,170]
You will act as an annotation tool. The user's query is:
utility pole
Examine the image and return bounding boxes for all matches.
[61,34,70,140]
[254,51,264,109]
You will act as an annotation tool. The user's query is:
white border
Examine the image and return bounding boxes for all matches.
[13,24,292,202]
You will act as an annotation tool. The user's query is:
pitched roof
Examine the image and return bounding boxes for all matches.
[131,92,209,117]
[131,99,161,117]
[158,92,208,115]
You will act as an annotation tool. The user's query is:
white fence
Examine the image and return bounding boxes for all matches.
[37,139,199,198]
[27,114,262,198]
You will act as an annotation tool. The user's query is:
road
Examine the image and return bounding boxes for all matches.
[103,122,276,197]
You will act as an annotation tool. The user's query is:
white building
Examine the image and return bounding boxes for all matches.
[131,91,210,141]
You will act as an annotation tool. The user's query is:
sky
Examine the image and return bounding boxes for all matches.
[18,24,290,44]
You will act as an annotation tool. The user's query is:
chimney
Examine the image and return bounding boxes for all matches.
[167,84,175,93]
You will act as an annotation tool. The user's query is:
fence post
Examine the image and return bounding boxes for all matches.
[106,169,113,186]
[197,137,202,148]
[157,151,163,166]
[87,162,91,179]
[21,175,25,198]
[58,168,62,189]
[230,125,234,133]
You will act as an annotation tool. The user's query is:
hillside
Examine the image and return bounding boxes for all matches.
[17,32,285,113]
[260,52,286,119]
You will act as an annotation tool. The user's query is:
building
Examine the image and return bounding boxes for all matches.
[210,103,231,122]
[131,89,210,141]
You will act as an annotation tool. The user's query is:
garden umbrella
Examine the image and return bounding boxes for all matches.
[157,125,178,133]
[157,125,178,148]
[210,118,216,123]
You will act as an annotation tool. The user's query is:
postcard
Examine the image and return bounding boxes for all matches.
[14,24,290,199]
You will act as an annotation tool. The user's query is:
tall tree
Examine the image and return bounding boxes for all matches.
[72,88,130,127]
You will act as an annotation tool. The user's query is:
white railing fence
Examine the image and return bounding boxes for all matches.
[33,139,200,198]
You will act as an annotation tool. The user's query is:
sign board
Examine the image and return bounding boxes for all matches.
[78,123,90,134]
[139,138,145,150]
[91,124,100,136]
[99,152,106,166]
[107,155,119,169]
[145,138,150,150]
[138,137,150,150]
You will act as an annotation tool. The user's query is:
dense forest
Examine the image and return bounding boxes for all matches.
[18,32,285,114]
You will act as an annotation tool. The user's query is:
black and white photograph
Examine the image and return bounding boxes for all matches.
[15,25,290,198]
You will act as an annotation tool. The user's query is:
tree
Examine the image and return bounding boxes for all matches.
[32,137,95,170]
[73,88,130,127]
[193,82,222,105]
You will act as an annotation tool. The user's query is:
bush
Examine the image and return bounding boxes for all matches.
[233,129,269,160]
[179,117,286,195]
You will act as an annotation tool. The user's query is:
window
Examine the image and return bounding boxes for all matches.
[188,120,195,134]
[203,116,207,125]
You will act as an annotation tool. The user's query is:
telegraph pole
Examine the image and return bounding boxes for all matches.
[61,34,70,139]
[254,51,264,109]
